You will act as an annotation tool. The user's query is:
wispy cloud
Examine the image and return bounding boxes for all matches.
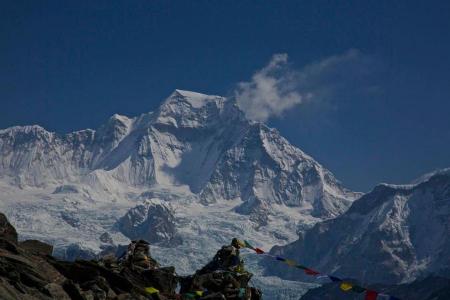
[235,49,380,121]
[234,53,304,122]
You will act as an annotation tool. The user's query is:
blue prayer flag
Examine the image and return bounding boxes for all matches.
[329,276,342,282]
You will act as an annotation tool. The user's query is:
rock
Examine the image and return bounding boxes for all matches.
[115,200,182,246]
[0,213,17,244]
[53,184,79,194]
[0,211,261,300]
[19,239,53,256]
[180,240,262,300]
[60,211,81,228]
[99,232,114,244]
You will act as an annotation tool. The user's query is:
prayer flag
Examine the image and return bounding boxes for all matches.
[144,287,159,294]
[255,247,265,254]
[329,275,342,282]
[304,268,320,276]
[340,282,353,292]
[352,285,366,293]
[365,290,378,300]
[244,240,254,249]
[285,259,297,266]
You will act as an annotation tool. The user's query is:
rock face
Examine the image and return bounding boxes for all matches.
[0,213,17,243]
[115,200,181,246]
[0,212,261,300]
[0,216,173,299]
[266,169,450,285]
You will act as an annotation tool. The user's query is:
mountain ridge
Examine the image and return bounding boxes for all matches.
[0,90,359,218]
[265,168,450,284]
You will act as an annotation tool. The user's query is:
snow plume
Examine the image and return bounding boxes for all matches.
[235,50,378,121]
[235,53,303,122]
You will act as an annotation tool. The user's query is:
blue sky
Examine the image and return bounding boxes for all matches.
[1,1,449,191]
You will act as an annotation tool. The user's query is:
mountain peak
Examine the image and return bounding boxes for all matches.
[411,167,450,185]
[0,124,47,135]
[110,113,131,124]
[169,89,224,108]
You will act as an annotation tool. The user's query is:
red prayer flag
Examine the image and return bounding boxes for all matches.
[304,268,320,276]
[255,248,265,254]
[365,290,378,300]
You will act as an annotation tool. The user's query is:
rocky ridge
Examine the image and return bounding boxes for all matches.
[0,212,261,300]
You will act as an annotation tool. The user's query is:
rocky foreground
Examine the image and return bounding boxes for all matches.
[0,213,261,300]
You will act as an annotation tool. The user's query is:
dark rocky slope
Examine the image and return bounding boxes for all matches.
[0,212,260,300]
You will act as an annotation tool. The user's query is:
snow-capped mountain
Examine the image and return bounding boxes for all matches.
[0,89,357,223]
[266,168,450,285]
[0,90,359,298]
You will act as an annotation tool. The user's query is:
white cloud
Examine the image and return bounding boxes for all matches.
[235,49,378,121]
[235,53,303,122]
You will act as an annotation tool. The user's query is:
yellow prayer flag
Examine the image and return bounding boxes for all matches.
[145,287,159,294]
[195,291,204,296]
[285,259,297,266]
[340,282,353,292]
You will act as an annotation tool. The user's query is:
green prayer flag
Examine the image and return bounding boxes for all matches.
[352,285,366,293]
[244,240,255,249]
[184,293,196,299]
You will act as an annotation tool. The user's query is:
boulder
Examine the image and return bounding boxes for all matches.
[19,239,53,256]
[0,213,17,244]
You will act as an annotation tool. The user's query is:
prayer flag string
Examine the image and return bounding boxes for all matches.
[242,240,401,300]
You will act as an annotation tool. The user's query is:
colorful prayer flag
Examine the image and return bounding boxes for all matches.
[255,247,265,254]
[329,275,342,282]
[352,285,366,293]
[365,290,378,300]
[244,240,254,249]
[144,287,159,294]
[304,268,320,276]
[245,239,401,300]
[285,259,297,266]
[340,282,353,292]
